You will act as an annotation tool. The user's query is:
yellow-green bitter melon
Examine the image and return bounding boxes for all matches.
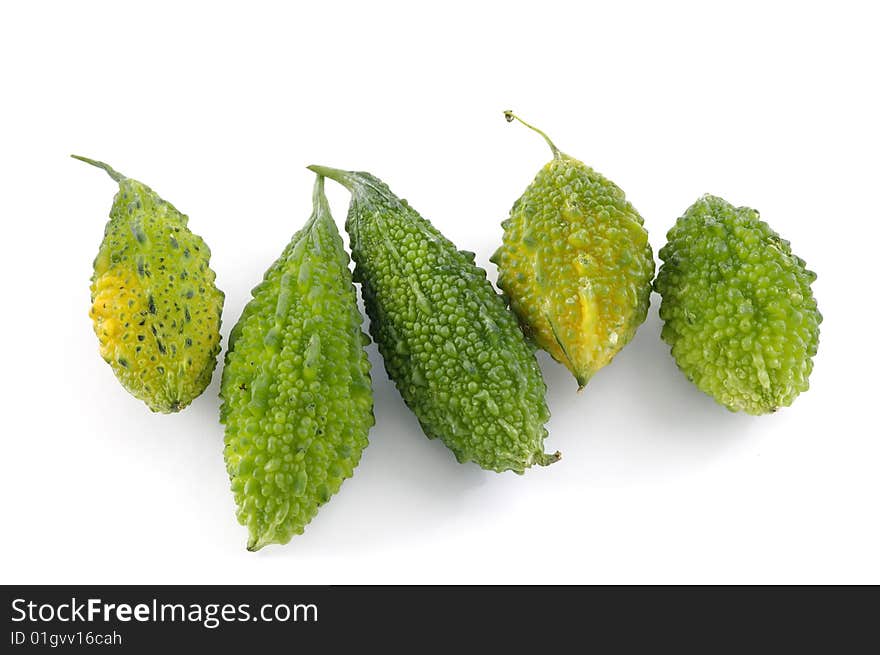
[219,176,374,550]
[310,164,557,474]
[75,155,224,413]
[491,112,655,389]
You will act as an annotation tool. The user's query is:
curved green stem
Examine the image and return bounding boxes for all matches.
[503,110,562,159]
[308,165,393,205]
[70,155,126,182]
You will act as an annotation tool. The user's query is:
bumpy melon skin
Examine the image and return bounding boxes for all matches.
[654,195,821,415]
[310,166,556,474]
[219,178,374,550]
[83,158,224,413]
[491,155,655,388]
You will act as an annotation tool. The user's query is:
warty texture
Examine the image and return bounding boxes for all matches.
[219,177,374,550]
[654,195,821,414]
[310,165,557,474]
[491,114,654,388]
[77,156,224,413]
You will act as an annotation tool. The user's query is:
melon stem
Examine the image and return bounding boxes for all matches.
[71,155,126,182]
[504,110,562,159]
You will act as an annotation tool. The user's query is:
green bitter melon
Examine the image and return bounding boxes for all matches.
[220,176,374,550]
[310,164,557,474]
[654,195,821,414]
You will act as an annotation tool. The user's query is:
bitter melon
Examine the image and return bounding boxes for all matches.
[309,164,557,474]
[655,195,821,414]
[491,112,655,389]
[219,176,374,550]
[75,155,224,413]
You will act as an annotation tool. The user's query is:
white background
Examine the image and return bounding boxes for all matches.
[1,1,877,584]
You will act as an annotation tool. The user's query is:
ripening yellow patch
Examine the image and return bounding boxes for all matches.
[89,269,146,362]
[577,289,597,342]
[548,288,610,388]
[576,289,612,371]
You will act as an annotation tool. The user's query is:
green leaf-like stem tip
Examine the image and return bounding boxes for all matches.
[71,154,127,183]
[307,165,358,191]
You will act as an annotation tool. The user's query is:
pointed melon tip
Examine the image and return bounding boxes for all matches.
[575,373,592,391]
[246,530,272,552]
